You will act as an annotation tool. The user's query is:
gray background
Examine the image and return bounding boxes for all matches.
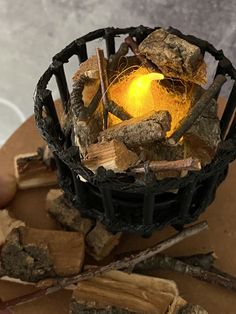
[0,0,235,144]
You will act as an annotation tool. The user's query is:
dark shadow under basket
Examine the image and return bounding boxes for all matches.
[34,26,236,236]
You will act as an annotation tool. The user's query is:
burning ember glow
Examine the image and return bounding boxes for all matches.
[108,66,192,134]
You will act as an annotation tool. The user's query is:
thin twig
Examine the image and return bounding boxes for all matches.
[0,222,208,310]
[168,74,227,145]
[131,157,201,174]
[107,100,132,121]
[96,48,109,129]
[135,254,236,292]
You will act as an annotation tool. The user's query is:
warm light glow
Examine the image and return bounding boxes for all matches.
[127,72,164,116]
[108,67,192,134]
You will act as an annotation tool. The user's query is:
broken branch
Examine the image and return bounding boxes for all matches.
[131,157,201,174]
[168,75,227,145]
[135,254,236,293]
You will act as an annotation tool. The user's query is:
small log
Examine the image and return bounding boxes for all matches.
[131,157,201,174]
[99,111,171,149]
[138,28,205,83]
[46,189,94,234]
[0,226,85,282]
[70,270,179,314]
[86,222,122,261]
[0,209,25,246]
[14,152,57,190]
[96,48,110,129]
[168,75,226,145]
[83,140,139,173]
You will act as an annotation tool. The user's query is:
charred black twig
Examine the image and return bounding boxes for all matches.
[107,100,132,121]
[168,74,227,145]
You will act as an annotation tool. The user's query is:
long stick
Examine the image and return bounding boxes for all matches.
[96,48,109,129]
[168,74,227,145]
[135,254,236,292]
[131,157,201,174]
[0,222,208,310]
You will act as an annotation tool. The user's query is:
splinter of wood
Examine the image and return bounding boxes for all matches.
[96,48,110,129]
[131,157,201,174]
[125,35,157,72]
[168,74,227,145]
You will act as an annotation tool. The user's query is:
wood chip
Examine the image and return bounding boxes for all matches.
[46,189,94,235]
[86,222,122,261]
[83,140,139,173]
[14,152,57,190]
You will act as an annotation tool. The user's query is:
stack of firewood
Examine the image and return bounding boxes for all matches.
[63,28,224,181]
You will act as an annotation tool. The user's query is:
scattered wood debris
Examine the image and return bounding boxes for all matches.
[14,149,57,190]
[46,189,94,234]
[83,140,139,173]
[86,222,122,261]
[0,226,85,282]
[0,209,25,246]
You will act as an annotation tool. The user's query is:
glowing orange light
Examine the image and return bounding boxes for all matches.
[127,72,164,116]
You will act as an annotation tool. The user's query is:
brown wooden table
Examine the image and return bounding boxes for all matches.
[0,115,236,314]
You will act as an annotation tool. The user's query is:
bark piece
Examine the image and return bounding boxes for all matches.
[73,55,102,82]
[86,222,122,261]
[138,28,205,83]
[70,270,179,314]
[14,152,57,190]
[0,209,25,246]
[0,226,85,281]
[184,99,221,165]
[99,111,171,149]
[83,140,139,173]
[168,75,226,145]
[177,304,208,314]
[46,189,93,234]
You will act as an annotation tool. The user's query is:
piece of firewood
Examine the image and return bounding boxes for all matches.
[86,222,122,261]
[46,189,94,235]
[99,111,171,149]
[83,140,139,173]
[108,42,129,74]
[0,222,208,310]
[0,226,85,282]
[168,75,226,145]
[0,209,25,246]
[138,28,206,84]
[70,270,179,314]
[131,157,201,174]
[14,151,57,190]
